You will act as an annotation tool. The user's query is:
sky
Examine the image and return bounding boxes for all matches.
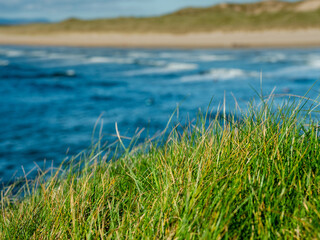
[0,0,299,21]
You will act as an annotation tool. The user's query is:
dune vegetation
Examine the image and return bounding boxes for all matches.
[1,94,320,239]
[1,0,320,34]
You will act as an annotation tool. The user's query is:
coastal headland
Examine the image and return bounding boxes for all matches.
[1,0,320,48]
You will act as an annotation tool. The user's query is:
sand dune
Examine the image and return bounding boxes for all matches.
[296,0,320,12]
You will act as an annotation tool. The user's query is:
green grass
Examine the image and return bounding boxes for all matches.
[1,95,320,239]
[1,1,320,34]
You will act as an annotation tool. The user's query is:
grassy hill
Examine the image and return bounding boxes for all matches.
[1,0,320,34]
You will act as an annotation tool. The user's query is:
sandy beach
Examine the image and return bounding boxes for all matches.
[1,29,320,48]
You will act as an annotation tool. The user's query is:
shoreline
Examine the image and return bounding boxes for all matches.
[1,29,320,48]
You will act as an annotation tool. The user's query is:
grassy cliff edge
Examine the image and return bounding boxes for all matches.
[1,95,320,239]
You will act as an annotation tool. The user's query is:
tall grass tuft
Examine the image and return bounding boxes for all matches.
[1,94,320,239]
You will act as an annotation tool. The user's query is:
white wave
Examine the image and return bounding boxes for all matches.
[0,49,24,58]
[159,52,189,59]
[0,49,50,59]
[135,59,167,67]
[308,56,320,68]
[167,63,197,71]
[195,55,233,62]
[311,60,320,68]
[88,56,134,64]
[66,69,76,76]
[87,57,113,63]
[0,60,9,66]
[30,51,48,57]
[181,68,259,82]
[268,54,320,79]
[159,52,232,62]
[253,53,287,63]
[271,66,320,79]
[125,62,198,76]
[47,53,85,60]
[127,52,152,58]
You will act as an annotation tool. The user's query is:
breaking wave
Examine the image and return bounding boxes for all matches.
[125,62,198,76]
[181,68,259,82]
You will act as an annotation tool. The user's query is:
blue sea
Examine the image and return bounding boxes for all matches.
[1,46,320,183]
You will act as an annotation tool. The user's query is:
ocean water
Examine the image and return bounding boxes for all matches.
[0,46,320,183]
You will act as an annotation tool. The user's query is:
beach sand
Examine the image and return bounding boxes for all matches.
[0,29,320,48]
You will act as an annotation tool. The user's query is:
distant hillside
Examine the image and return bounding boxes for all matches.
[1,0,320,34]
[173,0,320,15]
